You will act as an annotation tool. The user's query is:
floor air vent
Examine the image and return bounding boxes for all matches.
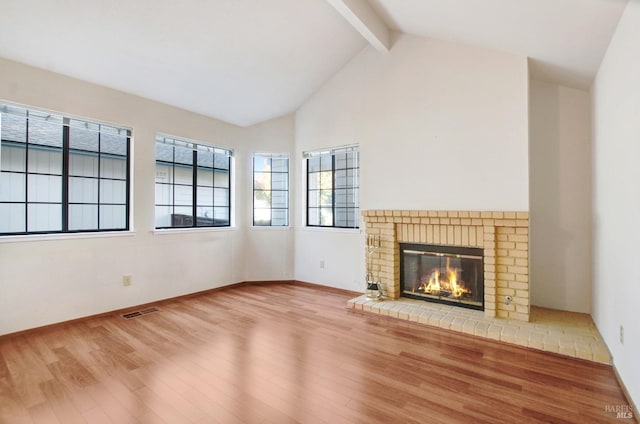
[121,307,159,319]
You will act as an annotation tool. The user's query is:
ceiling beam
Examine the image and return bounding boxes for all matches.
[327,0,391,52]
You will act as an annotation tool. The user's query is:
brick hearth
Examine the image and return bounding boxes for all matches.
[363,210,530,321]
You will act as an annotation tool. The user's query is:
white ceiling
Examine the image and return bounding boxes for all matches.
[368,0,629,89]
[0,0,367,127]
[0,0,629,127]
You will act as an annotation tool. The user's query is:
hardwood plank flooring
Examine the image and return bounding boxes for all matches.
[0,282,634,423]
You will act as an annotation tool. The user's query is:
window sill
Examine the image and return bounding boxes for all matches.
[250,226,292,231]
[301,226,361,234]
[0,230,136,243]
[153,226,237,235]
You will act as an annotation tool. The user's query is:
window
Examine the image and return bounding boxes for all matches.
[253,154,289,226]
[305,145,359,228]
[155,135,232,229]
[0,103,131,235]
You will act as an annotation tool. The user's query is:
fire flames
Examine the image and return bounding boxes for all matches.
[420,257,470,298]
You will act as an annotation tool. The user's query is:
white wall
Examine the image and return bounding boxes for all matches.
[294,32,529,292]
[0,57,294,335]
[241,115,296,281]
[592,0,640,408]
[529,80,592,313]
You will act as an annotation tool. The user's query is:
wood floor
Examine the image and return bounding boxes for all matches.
[0,282,632,423]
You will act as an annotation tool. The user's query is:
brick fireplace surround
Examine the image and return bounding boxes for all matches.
[356,209,612,363]
[362,210,530,321]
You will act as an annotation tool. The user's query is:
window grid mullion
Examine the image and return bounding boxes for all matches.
[269,167,274,226]
[62,120,70,232]
[192,150,197,227]
[24,114,30,233]
[172,147,177,225]
[306,159,310,227]
[227,156,231,226]
[96,129,101,229]
[125,133,131,230]
[215,159,219,225]
[333,155,337,227]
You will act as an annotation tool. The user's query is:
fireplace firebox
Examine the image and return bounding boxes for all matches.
[400,243,484,310]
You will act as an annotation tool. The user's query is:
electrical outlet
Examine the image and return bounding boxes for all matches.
[320,260,325,269]
[123,275,132,286]
[620,325,624,344]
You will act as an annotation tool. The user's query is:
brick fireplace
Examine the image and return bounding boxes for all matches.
[363,210,530,321]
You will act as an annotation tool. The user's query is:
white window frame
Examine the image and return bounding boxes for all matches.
[154,134,233,230]
[303,144,359,229]
[252,153,290,228]
[0,101,132,236]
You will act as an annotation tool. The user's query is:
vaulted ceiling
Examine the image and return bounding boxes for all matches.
[0,0,628,127]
